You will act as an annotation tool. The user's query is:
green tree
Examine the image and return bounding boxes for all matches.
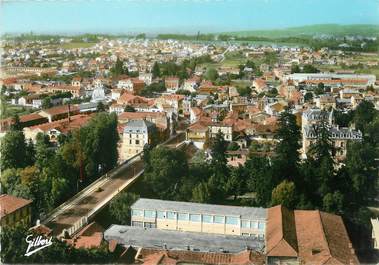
[0,131,29,170]
[10,114,22,131]
[144,146,188,199]
[35,133,54,170]
[353,100,378,133]
[291,64,301,73]
[191,182,211,203]
[273,110,301,182]
[271,180,296,209]
[303,64,320,73]
[42,97,52,109]
[110,57,127,77]
[322,191,344,214]
[124,105,136,112]
[304,92,313,102]
[152,62,161,78]
[96,101,106,112]
[109,192,140,225]
[205,67,219,82]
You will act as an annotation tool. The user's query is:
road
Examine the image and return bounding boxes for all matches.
[44,132,185,237]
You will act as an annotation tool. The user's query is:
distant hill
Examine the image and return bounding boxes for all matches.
[223,24,379,38]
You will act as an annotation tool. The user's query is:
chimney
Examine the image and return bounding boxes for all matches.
[36,219,40,226]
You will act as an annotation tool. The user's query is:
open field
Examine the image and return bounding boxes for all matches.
[60,42,97,49]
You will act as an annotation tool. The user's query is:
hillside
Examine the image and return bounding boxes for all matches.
[224,24,379,38]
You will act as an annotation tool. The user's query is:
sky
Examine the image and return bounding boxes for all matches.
[1,0,379,34]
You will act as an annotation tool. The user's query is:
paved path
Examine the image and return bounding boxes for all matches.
[44,133,185,237]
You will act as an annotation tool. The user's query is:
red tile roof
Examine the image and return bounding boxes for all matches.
[266,205,359,265]
[0,194,32,219]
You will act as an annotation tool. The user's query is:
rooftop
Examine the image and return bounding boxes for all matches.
[131,198,267,220]
[0,194,32,219]
[104,225,265,253]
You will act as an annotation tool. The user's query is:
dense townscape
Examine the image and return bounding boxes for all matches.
[1,31,379,265]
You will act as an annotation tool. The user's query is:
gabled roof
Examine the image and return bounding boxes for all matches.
[0,194,32,219]
[266,205,298,257]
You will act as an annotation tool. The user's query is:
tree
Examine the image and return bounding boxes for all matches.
[152,62,161,78]
[144,147,188,199]
[303,64,320,73]
[124,105,136,112]
[271,180,296,209]
[109,192,140,225]
[110,57,127,77]
[10,114,22,131]
[291,64,301,73]
[35,133,53,170]
[205,67,218,82]
[273,110,301,182]
[0,131,29,170]
[304,92,313,102]
[96,101,106,112]
[237,86,252,97]
[322,191,344,214]
[353,100,378,133]
[42,97,52,109]
[191,182,211,203]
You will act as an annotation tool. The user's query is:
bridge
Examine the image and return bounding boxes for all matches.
[42,132,186,237]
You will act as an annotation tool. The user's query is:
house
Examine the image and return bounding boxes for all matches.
[120,120,157,161]
[186,119,210,149]
[165,77,180,92]
[315,95,336,110]
[118,111,169,141]
[39,104,80,122]
[46,85,84,98]
[183,78,199,92]
[117,78,145,94]
[138,73,153,85]
[111,88,124,100]
[253,78,268,93]
[0,194,32,228]
[23,114,91,143]
[266,205,359,265]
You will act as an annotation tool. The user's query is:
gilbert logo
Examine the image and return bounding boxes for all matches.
[24,234,53,256]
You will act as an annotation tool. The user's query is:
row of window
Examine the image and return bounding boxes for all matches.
[132,209,265,228]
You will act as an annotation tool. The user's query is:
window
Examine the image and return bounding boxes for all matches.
[167,211,177,220]
[190,214,201,222]
[132,221,143,227]
[214,215,225,224]
[258,222,265,230]
[136,140,140,145]
[251,221,258,229]
[226,216,239,225]
[129,140,132,144]
[241,220,250,228]
[157,211,166,219]
[132,209,143,217]
[144,210,156,218]
[178,213,189,221]
[144,222,156,228]
[202,215,213,223]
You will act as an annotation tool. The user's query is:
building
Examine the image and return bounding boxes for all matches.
[117,78,145,94]
[284,73,376,86]
[302,125,362,160]
[0,194,32,228]
[266,205,359,265]
[371,218,379,250]
[165,77,180,92]
[120,120,156,160]
[104,225,265,254]
[130,198,267,238]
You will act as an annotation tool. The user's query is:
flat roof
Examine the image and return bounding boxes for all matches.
[131,198,267,220]
[104,225,265,253]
